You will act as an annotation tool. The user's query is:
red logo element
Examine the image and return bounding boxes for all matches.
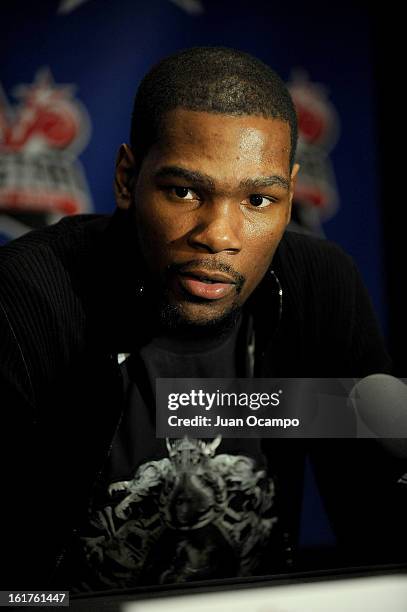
[288,71,340,225]
[0,69,91,219]
[0,70,91,227]
[0,69,89,154]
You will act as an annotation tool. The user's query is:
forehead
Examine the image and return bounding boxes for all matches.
[147,109,291,178]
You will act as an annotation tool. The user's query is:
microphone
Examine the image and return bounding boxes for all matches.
[348,374,407,460]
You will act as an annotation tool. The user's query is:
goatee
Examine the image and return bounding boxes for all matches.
[157,300,242,339]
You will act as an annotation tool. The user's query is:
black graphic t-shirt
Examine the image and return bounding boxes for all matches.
[63,318,286,592]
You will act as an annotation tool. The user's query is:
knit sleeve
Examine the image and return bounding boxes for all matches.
[0,281,44,589]
[0,295,36,423]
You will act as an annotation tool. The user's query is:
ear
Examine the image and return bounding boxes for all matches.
[114,143,137,210]
[287,162,300,223]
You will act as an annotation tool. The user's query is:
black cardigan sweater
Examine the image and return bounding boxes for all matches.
[1,211,401,590]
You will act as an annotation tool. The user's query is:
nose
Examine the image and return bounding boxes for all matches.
[187,201,242,254]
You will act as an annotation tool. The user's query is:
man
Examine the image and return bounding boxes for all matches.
[0,47,398,592]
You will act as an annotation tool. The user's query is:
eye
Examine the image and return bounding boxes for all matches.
[247,194,276,208]
[170,186,196,200]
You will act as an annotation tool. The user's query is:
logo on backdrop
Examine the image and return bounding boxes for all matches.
[0,69,92,242]
[288,71,340,235]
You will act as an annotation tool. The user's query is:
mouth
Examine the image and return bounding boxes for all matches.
[176,270,237,300]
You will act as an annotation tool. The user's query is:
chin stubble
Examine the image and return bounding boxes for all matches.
[158,299,242,335]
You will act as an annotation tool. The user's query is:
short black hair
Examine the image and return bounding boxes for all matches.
[130,46,298,169]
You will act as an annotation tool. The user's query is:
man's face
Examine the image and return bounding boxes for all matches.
[116,109,299,329]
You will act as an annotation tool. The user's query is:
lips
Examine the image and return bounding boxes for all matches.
[176,269,236,300]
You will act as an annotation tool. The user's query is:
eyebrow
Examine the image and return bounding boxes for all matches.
[153,165,290,192]
[240,175,290,191]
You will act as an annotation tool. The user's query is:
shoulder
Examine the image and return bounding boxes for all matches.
[0,214,112,388]
[0,211,112,309]
[271,230,391,375]
[275,230,355,278]
[0,214,111,297]
[0,214,110,268]
[273,230,360,313]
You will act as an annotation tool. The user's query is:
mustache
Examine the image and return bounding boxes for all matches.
[167,259,245,293]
